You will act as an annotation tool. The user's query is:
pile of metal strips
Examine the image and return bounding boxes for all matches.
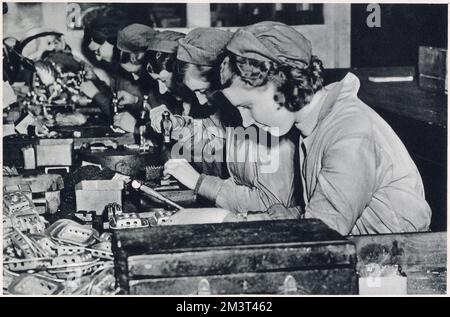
[3,188,118,295]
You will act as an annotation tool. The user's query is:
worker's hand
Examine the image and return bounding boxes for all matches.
[79,80,100,98]
[267,204,302,220]
[83,64,97,81]
[163,158,199,190]
[149,104,178,133]
[117,90,139,106]
[113,111,137,133]
[71,94,92,106]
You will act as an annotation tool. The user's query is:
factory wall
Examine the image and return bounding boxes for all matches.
[2,2,351,69]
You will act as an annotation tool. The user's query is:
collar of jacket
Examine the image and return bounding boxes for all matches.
[296,72,360,138]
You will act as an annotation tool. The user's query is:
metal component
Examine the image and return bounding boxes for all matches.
[73,211,96,223]
[3,166,19,176]
[112,93,119,115]
[88,267,116,295]
[149,209,175,226]
[109,213,150,231]
[51,253,93,267]
[3,189,33,214]
[131,180,183,211]
[10,209,46,234]
[55,245,86,256]
[5,258,52,272]
[103,203,123,229]
[46,219,99,246]
[7,274,64,295]
[161,111,173,145]
[88,242,113,259]
[145,165,163,181]
[138,95,151,151]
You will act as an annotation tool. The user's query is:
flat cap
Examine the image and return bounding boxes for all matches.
[226,21,312,69]
[177,28,233,66]
[117,24,158,54]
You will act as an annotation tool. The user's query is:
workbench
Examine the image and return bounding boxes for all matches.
[3,67,447,295]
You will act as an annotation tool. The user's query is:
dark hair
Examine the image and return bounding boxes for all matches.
[173,52,226,93]
[221,53,324,112]
[146,51,176,74]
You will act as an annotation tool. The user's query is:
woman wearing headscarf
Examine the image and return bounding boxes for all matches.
[146,30,210,118]
[152,27,298,217]
[81,19,160,120]
[219,21,431,234]
[113,30,212,135]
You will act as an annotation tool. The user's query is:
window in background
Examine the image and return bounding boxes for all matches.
[210,3,324,27]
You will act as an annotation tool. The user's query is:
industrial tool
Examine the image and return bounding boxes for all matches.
[130,180,183,211]
[138,95,151,151]
[160,110,173,161]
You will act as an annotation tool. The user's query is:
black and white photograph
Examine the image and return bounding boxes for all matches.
[1,1,448,297]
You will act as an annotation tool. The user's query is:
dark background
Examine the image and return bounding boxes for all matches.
[351,4,448,68]
[351,4,447,231]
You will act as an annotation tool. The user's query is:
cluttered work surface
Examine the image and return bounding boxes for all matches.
[3,67,447,295]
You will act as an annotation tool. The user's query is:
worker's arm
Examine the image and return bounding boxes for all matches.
[194,138,297,214]
[88,79,114,117]
[303,134,378,235]
[195,173,294,214]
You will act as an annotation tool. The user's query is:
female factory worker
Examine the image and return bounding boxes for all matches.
[219,21,431,234]
[155,28,298,216]
[113,30,212,134]
[81,20,160,119]
[146,30,211,118]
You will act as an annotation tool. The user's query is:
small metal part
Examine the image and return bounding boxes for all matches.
[8,274,64,295]
[109,213,150,231]
[145,165,163,181]
[51,252,93,267]
[3,190,33,213]
[5,258,52,272]
[149,209,175,226]
[10,209,46,234]
[105,203,123,220]
[46,219,98,247]
[73,211,96,223]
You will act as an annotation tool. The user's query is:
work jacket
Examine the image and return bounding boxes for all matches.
[172,92,298,214]
[298,72,431,235]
